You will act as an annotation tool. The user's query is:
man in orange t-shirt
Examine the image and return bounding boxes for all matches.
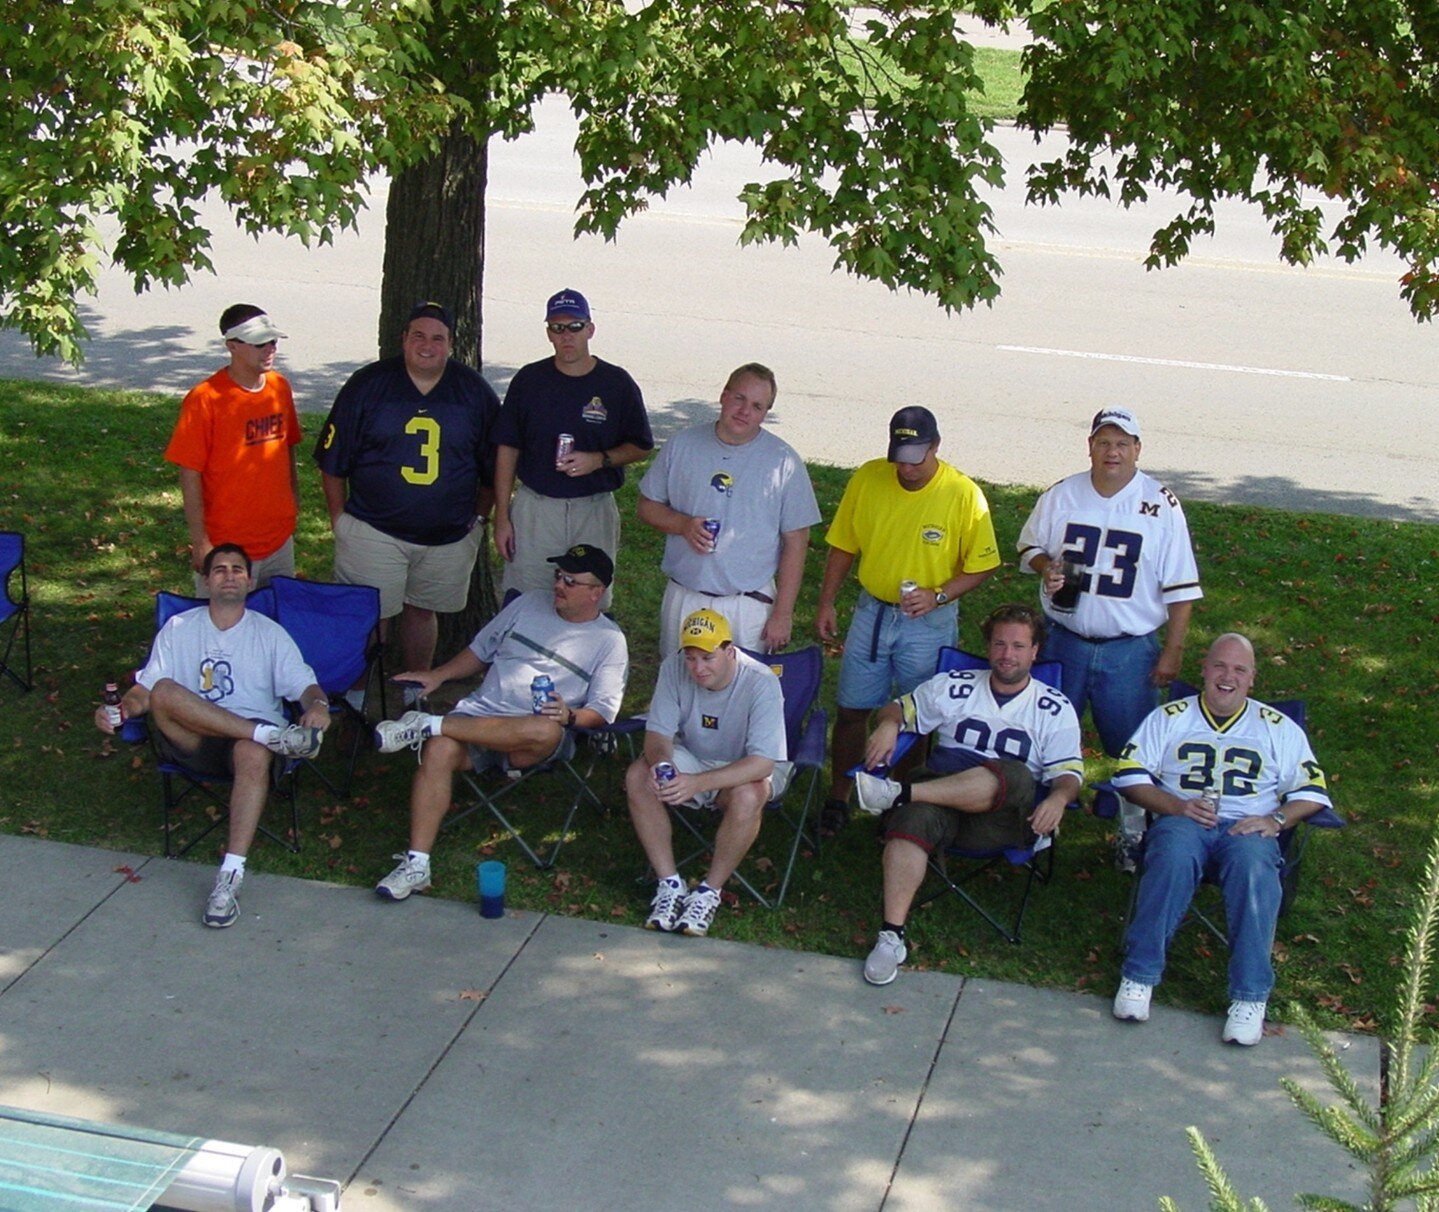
[165,304,303,593]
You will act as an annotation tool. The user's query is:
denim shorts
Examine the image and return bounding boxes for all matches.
[837,590,958,710]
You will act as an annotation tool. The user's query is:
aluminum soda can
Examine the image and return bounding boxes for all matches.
[531,674,555,715]
[702,518,721,543]
[1199,787,1221,826]
[899,580,918,599]
[555,433,575,469]
[653,761,678,784]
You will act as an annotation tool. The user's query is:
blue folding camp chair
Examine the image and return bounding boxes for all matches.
[1091,680,1343,941]
[270,576,382,797]
[0,531,32,692]
[446,718,636,870]
[660,645,828,907]
[867,646,1079,943]
[121,587,302,857]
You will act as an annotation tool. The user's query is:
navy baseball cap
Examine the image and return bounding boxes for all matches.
[407,301,454,331]
[548,544,613,587]
[887,406,940,464]
[545,289,591,321]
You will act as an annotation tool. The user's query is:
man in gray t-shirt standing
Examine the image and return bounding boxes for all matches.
[638,363,820,654]
[625,608,789,937]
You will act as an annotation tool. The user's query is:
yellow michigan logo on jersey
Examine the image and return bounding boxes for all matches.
[701,714,719,729]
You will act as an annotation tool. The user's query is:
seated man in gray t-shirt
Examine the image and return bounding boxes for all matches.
[371,544,628,901]
[625,608,790,937]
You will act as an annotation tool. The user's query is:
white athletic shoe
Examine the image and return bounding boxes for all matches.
[1222,1000,1267,1046]
[675,886,721,937]
[863,930,908,986]
[203,868,243,929]
[854,771,902,816]
[375,854,432,901]
[375,711,434,755]
[266,724,323,759]
[645,880,687,933]
[1112,978,1153,1022]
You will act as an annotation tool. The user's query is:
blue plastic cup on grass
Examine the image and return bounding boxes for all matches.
[478,860,506,919]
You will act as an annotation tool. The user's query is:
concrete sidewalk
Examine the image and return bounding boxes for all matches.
[1,833,1372,1210]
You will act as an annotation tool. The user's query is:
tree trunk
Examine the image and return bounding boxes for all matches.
[378,123,499,664]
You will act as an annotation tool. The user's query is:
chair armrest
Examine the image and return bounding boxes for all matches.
[1090,780,1123,820]
[1303,806,1345,830]
[579,715,646,738]
[119,716,150,744]
[847,730,920,777]
[792,708,828,769]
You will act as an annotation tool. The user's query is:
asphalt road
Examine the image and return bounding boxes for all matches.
[3,98,1435,523]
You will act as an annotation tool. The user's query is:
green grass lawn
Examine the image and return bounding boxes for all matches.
[2,380,1435,1033]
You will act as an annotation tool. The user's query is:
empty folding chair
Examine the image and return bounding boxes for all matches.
[270,576,382,797]
[0,531,32,691]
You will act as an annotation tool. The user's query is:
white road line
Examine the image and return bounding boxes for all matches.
[998,344,1351,381]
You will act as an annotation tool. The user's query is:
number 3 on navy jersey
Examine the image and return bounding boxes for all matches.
[1061,524,1143,599]
[401,417,441,485]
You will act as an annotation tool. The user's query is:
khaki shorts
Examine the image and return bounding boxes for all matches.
[501,484,619,608]
[882,759,1037,853]
[659,580,774,656]
[669,743,794,810]
[333,513,481,618]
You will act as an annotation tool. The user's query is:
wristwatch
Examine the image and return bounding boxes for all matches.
[933,588,950,605]
[1271,809,1287,831]
[601,450,613,469]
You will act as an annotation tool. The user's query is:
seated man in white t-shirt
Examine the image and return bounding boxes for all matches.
[371,544,628,901]
[625,608,790,938]
[94,543,330,930]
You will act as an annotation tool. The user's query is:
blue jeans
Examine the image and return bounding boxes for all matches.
[837,590,958,710]
[1040,624,1160,757]
[1121,816,1284,1002]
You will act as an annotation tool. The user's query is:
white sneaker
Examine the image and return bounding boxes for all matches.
[675,886,721,936]
[1222,999,1267,1046]
[854,771,902,816]
[375,711,434,755]
[1112,978,1152,1022]
[863,930,908,986]
[645,880,687,932]
[203,868,243,928]
[375,854,432,901]
[266,724,323,759]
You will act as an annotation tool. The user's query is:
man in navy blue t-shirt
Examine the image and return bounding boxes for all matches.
[315,302,499,684]
[491,288,652,606]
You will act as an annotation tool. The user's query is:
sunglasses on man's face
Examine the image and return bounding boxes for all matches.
[554,571,601,588]
[547,321,588,334]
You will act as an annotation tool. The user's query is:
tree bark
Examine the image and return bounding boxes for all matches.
[378,123,499,664]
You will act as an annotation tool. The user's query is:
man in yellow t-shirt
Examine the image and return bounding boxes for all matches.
[814,406,1001,835]
[164,304,302,593]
